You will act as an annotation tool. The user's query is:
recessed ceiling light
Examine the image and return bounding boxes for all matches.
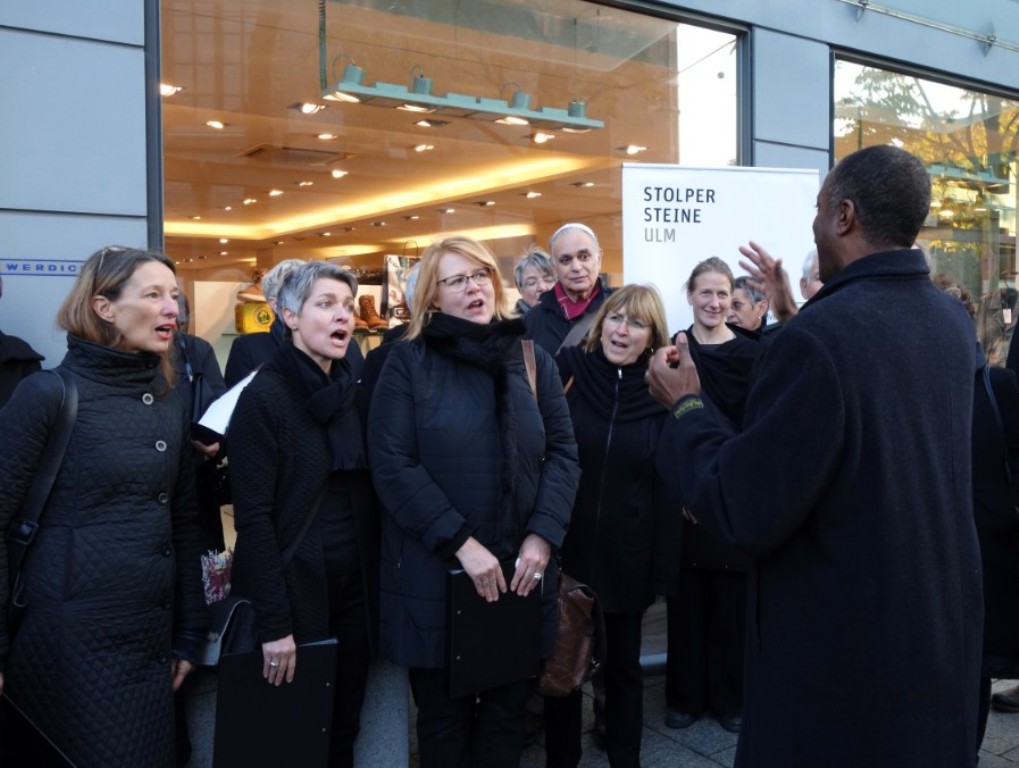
[206,120,226,130]
[224,206,233,211]
[190,215,202,220]
[159,83,183,97]
[299,102,325,114]
[243,198,257,205]
[415,119,450,128]
[331,169,348,179]
[414,144,435,152]
[273,240,285,245]
[571,181,595,188]
[620,144,648,155]
[404,215,420,221]
[398,104,435,113]
[317,133,338,140]
[321,232,332,237]
[439,208,455,214]
[523,191,542,199]
[298,181,314,187]
[268,189,284,197]
[372,221,386,227]
[219,238,229,244]
[496,116,529,126]
[531,132,555,144]
[218,251,228,256]
[477,201,496,207]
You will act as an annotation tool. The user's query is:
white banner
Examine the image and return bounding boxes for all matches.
[622,163,820,335]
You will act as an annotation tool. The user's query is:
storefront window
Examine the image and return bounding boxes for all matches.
[835,59,1019,364]
[160,0,738,346]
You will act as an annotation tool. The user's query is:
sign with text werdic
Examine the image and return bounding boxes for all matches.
[622,163,819,335]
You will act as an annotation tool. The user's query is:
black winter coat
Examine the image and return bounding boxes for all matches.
[228,343,379,649]
[972,352,1019,677]
[0,336,206,768]
[659,249,982,767]
[555,346,677,612]
[524,284,613,354]
[368,317,580,669]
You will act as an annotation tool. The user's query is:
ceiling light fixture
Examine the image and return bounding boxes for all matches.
[477,201,496,207]
[160,83,183,97]
[404,215,421,220]
[219,238,229,244]
[319,57,603,131]
[571,181,595,188]
[269,189,284,197]
[243,198,257,205]
[299,181,314,187]
[531,132,555,145]
[524,191,542,199]
[439,208,455,214]
[330,169,348,178]
[621,144,648,155]
[206,120,226,130]
[415,119,450,128]
[317,133,338,140]
[414,144,435,152]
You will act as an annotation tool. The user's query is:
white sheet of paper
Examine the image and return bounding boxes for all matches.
[197,367,259,437]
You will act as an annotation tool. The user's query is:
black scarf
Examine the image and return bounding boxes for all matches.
[557,345,664,422]
[422,313,527,555]
[271,341,367,471]
[684,326,760,430]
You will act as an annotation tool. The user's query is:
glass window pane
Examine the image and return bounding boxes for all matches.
[835,59,1019,365]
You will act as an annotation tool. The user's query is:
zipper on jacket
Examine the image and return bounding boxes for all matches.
[592,367,623,550]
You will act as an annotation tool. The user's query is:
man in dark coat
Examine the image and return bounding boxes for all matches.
[524,223,613,354]
[648,145,982,767]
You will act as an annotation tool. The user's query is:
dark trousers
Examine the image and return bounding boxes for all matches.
[328,571,372,768]
[409,667,531,768]
[544,611,645,768]
[666,569,746,717]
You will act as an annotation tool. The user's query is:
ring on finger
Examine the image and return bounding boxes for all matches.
[533,572,543,581]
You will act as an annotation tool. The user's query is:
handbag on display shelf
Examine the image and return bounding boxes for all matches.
[535,571,607,697]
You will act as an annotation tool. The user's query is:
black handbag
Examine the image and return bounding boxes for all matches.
[6,370,78,632]
[196,488,327,666]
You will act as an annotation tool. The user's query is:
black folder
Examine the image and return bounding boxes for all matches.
[213,638,338,767]
[447,560,542,698]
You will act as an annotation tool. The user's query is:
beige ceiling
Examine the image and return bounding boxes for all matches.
[160,0,693,280]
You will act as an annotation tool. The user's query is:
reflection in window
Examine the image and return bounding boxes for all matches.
[835,60,1018,364]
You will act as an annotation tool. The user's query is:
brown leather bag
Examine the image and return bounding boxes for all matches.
[536,571,607,697]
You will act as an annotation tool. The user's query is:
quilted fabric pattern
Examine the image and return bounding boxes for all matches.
[0,336,206,768]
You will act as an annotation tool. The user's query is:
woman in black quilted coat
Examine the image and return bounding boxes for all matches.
[0,246,207,767]
[227,261,379,768]
[543,284,675,768]
[369,235,580,768]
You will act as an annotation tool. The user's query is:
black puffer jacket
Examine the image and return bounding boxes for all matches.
[523,284,613,354]
[368,315,580,668]
[0,336,206,768]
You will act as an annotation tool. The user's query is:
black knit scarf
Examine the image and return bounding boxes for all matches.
[422,312,527,556]
[272,341,367,471]
[557,345,664,422]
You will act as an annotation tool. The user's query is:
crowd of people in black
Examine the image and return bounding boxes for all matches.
[2,144,1018,768]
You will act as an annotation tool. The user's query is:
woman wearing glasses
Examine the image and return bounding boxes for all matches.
[543,284,676,768]
[368,235,580,768]
[524,222,614,354]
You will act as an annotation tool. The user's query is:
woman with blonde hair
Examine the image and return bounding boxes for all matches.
[369,235,580,768]
[544,284,678,768]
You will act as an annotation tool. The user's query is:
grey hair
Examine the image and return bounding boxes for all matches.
[262,258,306,302]
[275,261,358,317]
[549,222,601,255]
[801,249,818,283]
[513,247,555,289]
[734,275,766,305]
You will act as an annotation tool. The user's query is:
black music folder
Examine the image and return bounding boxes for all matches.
[213,638,338,767]
[447,560,541,698]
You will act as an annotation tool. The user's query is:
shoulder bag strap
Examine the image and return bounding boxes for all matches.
[8,370,79,580]
[522,339,538,402]
[982,364,1012,484]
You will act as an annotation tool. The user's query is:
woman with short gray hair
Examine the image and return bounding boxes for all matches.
[513,247,556,315]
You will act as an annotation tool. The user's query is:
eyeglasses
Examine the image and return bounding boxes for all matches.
[604,312,648,332]
[437,267,493,292]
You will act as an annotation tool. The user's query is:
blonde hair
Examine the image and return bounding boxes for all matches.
[685,256,734,294]
[405,236,509,340]
[583,284,670,354]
